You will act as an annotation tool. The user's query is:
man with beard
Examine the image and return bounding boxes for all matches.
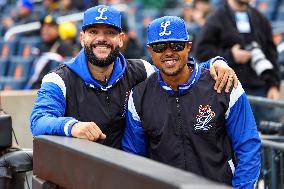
[192,0,281,126]
[30,5,238,149]
[122,16,260,189]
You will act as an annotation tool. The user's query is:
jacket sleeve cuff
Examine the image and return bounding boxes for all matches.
[63,119,79,137]
[209,56,228,67]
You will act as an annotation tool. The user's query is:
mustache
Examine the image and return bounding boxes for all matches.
[91,41,112,48]
[161,55,179,62]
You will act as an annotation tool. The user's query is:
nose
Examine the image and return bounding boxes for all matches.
[164,44,173,55]
[94,32,107,42]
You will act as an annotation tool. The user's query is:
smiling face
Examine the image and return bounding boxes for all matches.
[80,24,124,67]
[41,23,59,43]
[147,41,192,77]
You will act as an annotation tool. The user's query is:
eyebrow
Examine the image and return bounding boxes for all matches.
[88,24,118,30]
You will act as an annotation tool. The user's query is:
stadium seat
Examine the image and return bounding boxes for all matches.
[16,37,41,58]
[0,26,6,37]
[0,39,17,59]
[255,0,278,21]
[0,55,34,90]
[0,58,8,76]
[275,5,284,21]
[6,56,34,81]
[0,77,27,90]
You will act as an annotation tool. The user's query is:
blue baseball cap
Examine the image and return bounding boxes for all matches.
[147,16,190,45]
[82,5,122,32]
[18,0,33,11]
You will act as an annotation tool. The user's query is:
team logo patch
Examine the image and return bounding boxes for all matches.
[194,105,215,131]
[159,21,171,36]
[96,7,108,20]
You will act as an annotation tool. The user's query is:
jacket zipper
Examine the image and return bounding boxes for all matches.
[176,97,186,169]
[104,91,112,145]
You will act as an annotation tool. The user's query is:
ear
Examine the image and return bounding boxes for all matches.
[184,42,192,54]
[186,42,192,50]
[118,32,126,48]
[146,45,153,54]
[80,31,85,47]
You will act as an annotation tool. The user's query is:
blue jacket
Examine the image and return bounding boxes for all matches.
[122,59,261,188]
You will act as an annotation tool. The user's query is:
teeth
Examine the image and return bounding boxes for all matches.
[95,46,108,50]
[164,60,176,66]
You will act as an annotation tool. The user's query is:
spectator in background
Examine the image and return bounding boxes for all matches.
[193,0,281,125]
[1,0,38,30]
[58,21,81,56]
[26,15,74,89]
[192,0,213,27]
[0,0,6,11]
[39,15,74,56]
[42,0,60,15]
[72,0,98,11]
[120,19,145,59]
[180,1,195,39]
[180,0,213,43]
[180,1,203,43]
[58,0,78,15]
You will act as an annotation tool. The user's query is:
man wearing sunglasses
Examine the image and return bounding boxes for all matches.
[30,5,237,149]
[122,16,260,189]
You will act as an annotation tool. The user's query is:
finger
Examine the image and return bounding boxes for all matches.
[93,124,103,136]
[235,44,240,49]
[217,72,229,93]
[100,133,106,139]
[210,65,218,81]
[91,122,106,140]
[88,127,99,141]
[85,130,95,141]
[89,122,102,135]
[225,76,234,93]
[214,71,225,92]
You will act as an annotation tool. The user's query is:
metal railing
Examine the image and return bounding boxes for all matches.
[257,137,284,189]
[3,12,84,41]
[247,95,284,108]
[247,95,284,189]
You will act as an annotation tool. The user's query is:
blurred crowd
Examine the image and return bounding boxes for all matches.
[0,0,283,90]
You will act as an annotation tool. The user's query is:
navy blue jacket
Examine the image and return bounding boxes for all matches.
[122,59,261,188]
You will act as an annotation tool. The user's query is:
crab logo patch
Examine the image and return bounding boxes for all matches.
[194,105,215,131]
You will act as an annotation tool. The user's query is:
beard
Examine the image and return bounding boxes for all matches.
[84,43,120,67]
[235,0,250,6]
[160,63,186,77]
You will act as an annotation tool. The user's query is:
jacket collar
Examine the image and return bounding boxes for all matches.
[65,49,127,91]
[157,57,201,96]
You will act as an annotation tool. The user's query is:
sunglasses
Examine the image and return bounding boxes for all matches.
[150,42,187,53]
